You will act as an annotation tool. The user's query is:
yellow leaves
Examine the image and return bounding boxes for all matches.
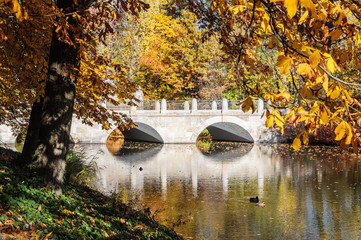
[240,97,255,113]
[6,0,28,21]
[326,57,338,73]
[284,0,298,19]
[292,131,308,150]
[230,5,245,15]
[210,0,227,13]
[322,75,328,92]
[275,55,293,74]
[298,10,309,25]
[309,50,321,68]
[329,87,340,99]
[264,92,290,103]
[265,109,285,134]
[299,0,315,16]
[309,101,319,115]
[260,12,272,34]
[335,9,346,26]
[266,113,274,127]
[355,33,361,46]
[318,9,328,22]
[296,63,314,79]
[327,84,341,99]
[320,110,329,124]
[285,109,296,123]
[292,136,302,150]
[334,121,353,147]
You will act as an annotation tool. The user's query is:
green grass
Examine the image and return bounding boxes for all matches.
[64,150,97,187]
[0,147,183,240]
[196,128,212,152]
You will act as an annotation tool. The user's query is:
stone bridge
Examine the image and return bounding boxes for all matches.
[70,98,273,144]
[0,99,276,145]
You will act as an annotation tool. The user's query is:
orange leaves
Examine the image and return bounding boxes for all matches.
[3,0,28,21]
[240,97,255,113]
[173,0,361,153]
[296,63,314,79]
[265,92,290,103]
[275,55,293,74]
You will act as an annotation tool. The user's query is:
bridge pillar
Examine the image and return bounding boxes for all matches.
[184,101,190,111]
[161,99,167,112]
[130,105,136,113]
[212,101,217,110]
[155,101,160,111]
[222,98,228,111]
[191,99,197,112]
[258,98,264,113]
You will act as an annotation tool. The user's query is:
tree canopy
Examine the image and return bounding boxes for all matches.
[167,0,361,151]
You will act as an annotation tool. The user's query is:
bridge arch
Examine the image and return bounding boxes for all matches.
[190,116,257,143]
[121,122,163,143]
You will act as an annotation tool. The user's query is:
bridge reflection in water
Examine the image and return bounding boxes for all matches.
[77,143,361,240]
[76,143,269,197]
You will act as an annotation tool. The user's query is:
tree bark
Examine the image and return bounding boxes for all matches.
[36,31,78,194]
[36,0,79,194]
[20,99,43,163]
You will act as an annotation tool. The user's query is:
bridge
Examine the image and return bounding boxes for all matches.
[0,98,278,145]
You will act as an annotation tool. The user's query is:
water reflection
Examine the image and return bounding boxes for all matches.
[77,143,361,240]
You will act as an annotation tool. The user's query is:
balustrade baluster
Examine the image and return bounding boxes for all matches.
[191,99,197,112]
[161,99,167,113]
[212,101,217,110]
[222,98,228,111]
[184,101,190,111]
[258,98,264,113]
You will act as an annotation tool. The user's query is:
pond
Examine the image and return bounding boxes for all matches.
[76,143,361,240]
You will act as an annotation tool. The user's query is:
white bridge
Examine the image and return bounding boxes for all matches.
[0,99,278,145]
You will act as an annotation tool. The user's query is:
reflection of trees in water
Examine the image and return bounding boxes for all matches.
[108,141,163,162]
[200,142,254,161]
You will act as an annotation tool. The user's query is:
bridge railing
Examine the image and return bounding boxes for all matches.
[107,98,264,114]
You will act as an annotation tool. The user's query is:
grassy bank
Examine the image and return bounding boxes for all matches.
[0,147,183,240]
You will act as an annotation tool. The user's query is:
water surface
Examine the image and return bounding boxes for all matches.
[77,143,361,240]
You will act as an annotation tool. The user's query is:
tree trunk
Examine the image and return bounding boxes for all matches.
[36,0,79,194]
[36,30,78,194]
[20,99,43,163]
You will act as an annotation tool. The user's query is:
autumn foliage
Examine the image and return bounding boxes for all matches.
[167,0,361,152]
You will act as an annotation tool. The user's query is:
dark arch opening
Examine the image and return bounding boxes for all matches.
[206,122,254,143]
[122,122,163,143]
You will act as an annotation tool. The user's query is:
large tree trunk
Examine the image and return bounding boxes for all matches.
[36,31,78,194]
[20,99,43,163]
[36,1,79,194]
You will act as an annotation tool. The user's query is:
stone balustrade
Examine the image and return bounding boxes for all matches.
[108,98,265,114]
